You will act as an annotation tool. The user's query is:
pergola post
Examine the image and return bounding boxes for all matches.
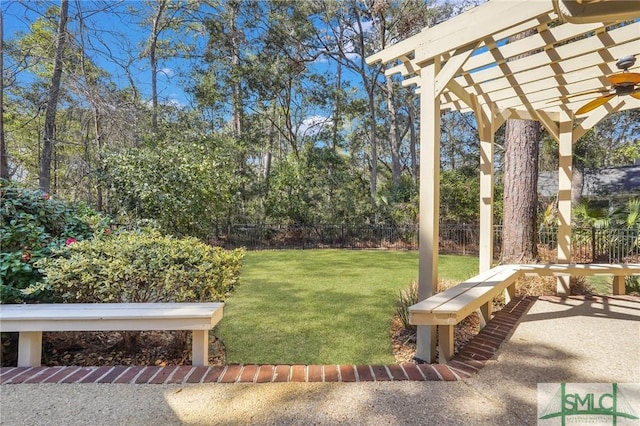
[415,61,440,363]
[477,105,495,273]
[364,0,640,363]
[557,112,574,295]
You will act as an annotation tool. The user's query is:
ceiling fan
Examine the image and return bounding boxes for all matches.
[575,55,640,115]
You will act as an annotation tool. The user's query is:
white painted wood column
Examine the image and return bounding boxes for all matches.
[477,106,495,273]
[191,329,209,366]
[557,112,573,295]
[416,61,440,363]
[18,331,43,367]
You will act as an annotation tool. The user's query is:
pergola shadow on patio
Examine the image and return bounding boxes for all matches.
[366,0,640,361]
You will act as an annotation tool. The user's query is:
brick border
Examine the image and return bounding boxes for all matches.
[1,296,539,385]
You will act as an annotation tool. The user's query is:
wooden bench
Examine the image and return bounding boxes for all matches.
[517,263,640,295]
[0,302,224,367]
[409,265,521,363]
[409,263,640,363]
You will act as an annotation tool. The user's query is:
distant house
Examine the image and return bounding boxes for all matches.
[538,164,640,201]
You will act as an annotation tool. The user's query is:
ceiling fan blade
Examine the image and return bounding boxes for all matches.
[631,91,640,100]
[575,94,615,115]
[607,72,640,85]
[551,88,611,103]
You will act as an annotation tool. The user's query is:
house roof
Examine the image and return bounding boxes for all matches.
[366,0,640,123]
[538,164,640,198]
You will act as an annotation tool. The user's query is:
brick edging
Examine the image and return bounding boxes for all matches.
[1,296,537,385]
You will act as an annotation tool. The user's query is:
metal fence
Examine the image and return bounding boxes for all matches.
[209,223,640,263]
[209,224,419,250]
[536,226,640,263]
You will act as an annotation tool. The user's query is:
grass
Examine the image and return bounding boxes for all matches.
[585,275,611,294]
[217,249,478,365]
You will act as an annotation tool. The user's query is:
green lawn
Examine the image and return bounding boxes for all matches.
[584,275,614,294]
[217,249,478,365]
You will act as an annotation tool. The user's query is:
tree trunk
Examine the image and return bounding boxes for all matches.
[500,28,540,264]
[501,118,540,263]
[332,52,342,153]
[149,0,167,136]
[367,86,378,210]
[385,74,402,191]
[229,1,242,139]
[94,107,104,211]
[0,8,9,180]
[571,166,584,206]
[39,0,69,193]
[408,103,418,184]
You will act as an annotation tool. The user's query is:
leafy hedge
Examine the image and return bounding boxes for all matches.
[40,231,245,303]
[0,180,94,303]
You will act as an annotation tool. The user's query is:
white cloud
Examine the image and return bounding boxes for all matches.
[298,115,331,137]
[143,95,185,109]
[159,68,174,77]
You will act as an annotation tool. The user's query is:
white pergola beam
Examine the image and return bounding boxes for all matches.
[533,110,560,143]
[366,0,553,66]
[391,20,637,104]
[434,44,479,97]
[462,21,606,73]
[436,23,639,112]
[459,24,639,89]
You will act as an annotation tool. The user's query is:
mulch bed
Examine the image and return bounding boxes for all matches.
[1,331,226,367]
[391,312,481,364]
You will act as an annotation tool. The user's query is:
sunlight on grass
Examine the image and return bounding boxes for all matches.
[218,249,478,365]
[585,275,612,294]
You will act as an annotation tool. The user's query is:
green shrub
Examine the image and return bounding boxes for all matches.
[39,230,245,303]
[0,180,94,303]
[626,276,640,295]
[395,278,467,332]
[396,280,418,332]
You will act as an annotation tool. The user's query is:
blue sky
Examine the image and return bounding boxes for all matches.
[2,0,359,112]
[2,0,473,129]
[2,0,208,108]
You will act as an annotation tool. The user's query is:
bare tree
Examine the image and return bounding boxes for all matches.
[146,0,168,135]
[39,0,69,192]
[0,7,8,180]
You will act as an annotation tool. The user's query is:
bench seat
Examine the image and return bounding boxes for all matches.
[0,302,224,367]
[409,265,521,363]
[518,263,640,294]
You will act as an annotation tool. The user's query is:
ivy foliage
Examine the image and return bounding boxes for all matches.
[40,230,245,303]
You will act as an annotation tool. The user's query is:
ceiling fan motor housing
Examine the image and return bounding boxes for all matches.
[616,55,636,71]
[615,85,636,96]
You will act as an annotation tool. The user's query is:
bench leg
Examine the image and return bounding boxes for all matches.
[18,331,43,367]
[438,325,454,364]
[191,330,209,366]
[556,276,570,296]
[612,276,625,295]
[477,302,493,329]
[504,283,516,304]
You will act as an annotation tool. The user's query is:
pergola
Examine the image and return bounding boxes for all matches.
[366,0,640,361]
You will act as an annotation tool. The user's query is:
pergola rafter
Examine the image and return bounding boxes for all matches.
[366,0,640,363]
